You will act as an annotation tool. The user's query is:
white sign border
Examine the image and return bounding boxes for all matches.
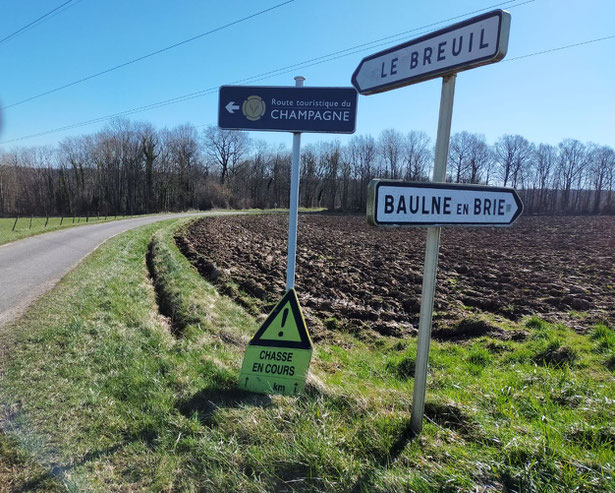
[367,179,524,227]
[218,85,359,134]
[352,9,511,95]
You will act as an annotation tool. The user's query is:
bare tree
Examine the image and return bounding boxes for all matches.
[340,149,352,211]
[319,141,342,210]
[494,134,533,187]
[0,158,6,214]
[466,134,490,184]
[300,145,319,209]
[59,136,91,215]
[347,134,377,211]
[449,131,472,182]
[1,117,613,218]
[378,129,403,179]
[606,150,615,213]
[203,126,249,186]
[557,139,589,211]
[404,131,432,181]
[138,123,159,212]
[482,146,496,185]
[247,140,272,208]
[164,124,201,210]
[271,145,291,208]
[533,143,557,212]
[587,144,615,213]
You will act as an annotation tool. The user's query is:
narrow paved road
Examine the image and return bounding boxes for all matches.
[0,213,208,328]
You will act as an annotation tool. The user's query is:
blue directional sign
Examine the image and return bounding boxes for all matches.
[218,85,358,133]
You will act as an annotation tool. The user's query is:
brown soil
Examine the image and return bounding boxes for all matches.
[177,213,615,339]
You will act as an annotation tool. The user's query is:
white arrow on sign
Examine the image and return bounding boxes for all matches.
[225,101,240,114]
[367,180,523,227]
[352,10,511,95]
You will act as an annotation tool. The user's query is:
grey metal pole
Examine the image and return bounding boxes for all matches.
[285,76,305,291]
[410,74,456,435]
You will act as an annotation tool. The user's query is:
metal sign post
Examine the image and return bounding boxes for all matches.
[218,80,358,291]
[286,76,304,291]
[410,74,456,435]
[355,8,515,435]
[222,78,358,396]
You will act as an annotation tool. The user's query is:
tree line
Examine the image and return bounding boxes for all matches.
[0,118,614,217]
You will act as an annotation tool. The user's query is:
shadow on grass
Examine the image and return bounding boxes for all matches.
[350,420,415,493]
[351,401,477,492]
[49,434,147,479]
[1,431,145,492]
[178,387,272,426]
[11,472,62,493]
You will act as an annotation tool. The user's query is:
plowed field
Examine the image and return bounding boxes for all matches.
[177,214,615,339]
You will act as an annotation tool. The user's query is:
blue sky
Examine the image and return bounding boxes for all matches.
[1,0,614,150]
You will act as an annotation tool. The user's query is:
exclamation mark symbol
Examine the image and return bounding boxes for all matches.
[278,308,289,338]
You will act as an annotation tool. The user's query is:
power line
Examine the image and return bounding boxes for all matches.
[0,0,76,46]
[30,0,87,32]
[9,0,608,146]
[0,0,534,143]
[504,33,615,62]
[1,0,294,111]
[2,0,522,113]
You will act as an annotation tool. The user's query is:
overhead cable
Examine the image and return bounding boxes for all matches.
[2,0,294,110]
[0,0,76,46]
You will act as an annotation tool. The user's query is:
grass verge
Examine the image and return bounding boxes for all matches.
[0,215,139,247]
[0,217,613,491]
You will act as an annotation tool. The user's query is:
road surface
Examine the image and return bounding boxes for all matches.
[0,213,208,328]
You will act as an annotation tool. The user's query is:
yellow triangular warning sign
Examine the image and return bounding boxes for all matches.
[250,288,312,349]
[240,288,313,395]
[259,301,302,342]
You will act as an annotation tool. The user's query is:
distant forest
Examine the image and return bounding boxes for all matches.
[0,118,614,217]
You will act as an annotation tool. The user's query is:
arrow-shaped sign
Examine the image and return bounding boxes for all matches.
[225,101,240,114]
[352,10,511,95]
[367,180,523,227]
[218,86,358,134]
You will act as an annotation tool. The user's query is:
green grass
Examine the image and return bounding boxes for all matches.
[0,214,137,246]
[0,218,614,491]
[0,207,324,247]
[0,433,63,492]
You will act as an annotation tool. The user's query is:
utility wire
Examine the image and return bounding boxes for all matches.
[8,0,608,145]
[1,0,294,110]
[30,0,87,33]
[2,0,522,112]
[504,33,615,62]
[0,0,534,143]
[0,0,76,46]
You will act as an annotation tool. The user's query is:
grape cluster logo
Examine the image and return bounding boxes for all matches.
[242,95,266,121]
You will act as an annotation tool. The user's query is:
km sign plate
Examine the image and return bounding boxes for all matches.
[367,180,523,227]
[219,85,357,133]
[238,288,313,396]
[352,10,511,95]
